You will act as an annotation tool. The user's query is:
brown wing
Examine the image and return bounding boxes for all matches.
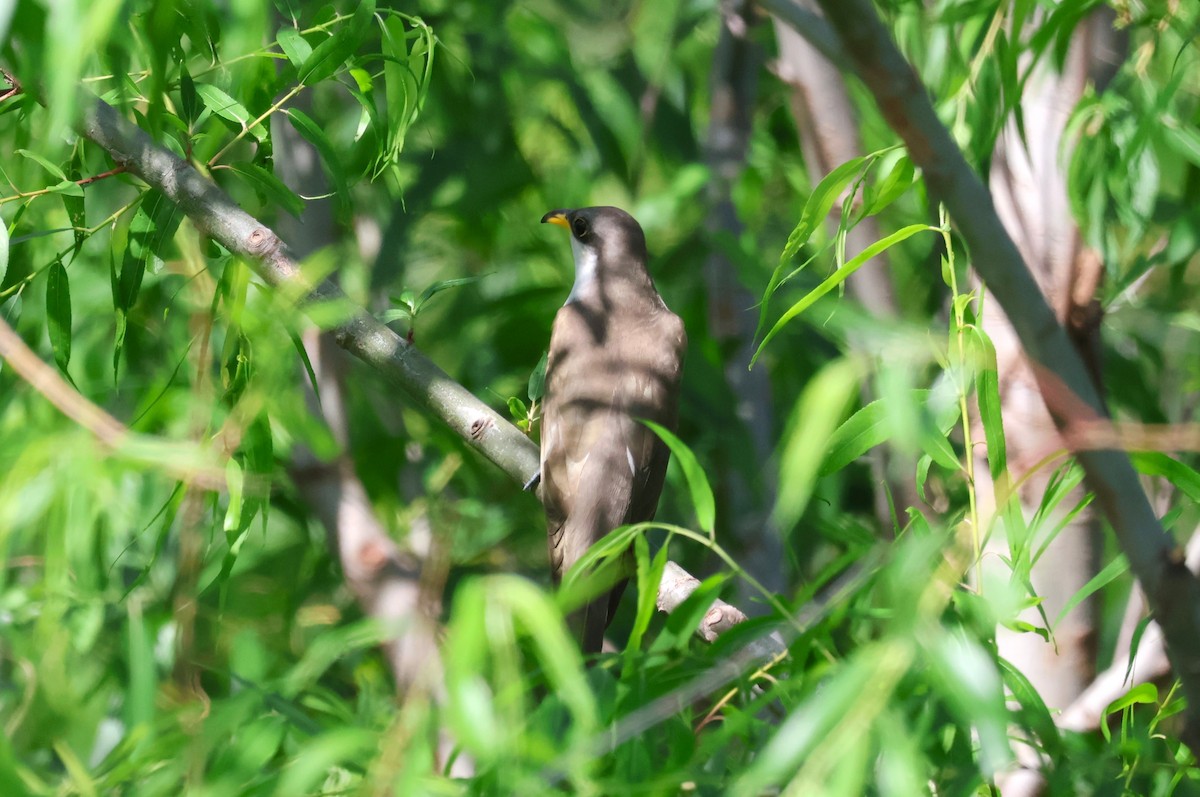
[540,304,686,651]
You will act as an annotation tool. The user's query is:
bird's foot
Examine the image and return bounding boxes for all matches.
[523,468,541,492]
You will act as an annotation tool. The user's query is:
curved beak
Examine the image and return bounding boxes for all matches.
[541,209,571,229]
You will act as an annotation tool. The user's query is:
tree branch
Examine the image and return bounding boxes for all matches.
[80,98,540,487]
[795,0,1200,746]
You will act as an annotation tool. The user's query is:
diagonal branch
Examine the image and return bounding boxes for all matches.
[789,0,1200,746]
[81,98,540,487]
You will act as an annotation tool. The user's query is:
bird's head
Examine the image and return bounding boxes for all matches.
[541,207,649,303]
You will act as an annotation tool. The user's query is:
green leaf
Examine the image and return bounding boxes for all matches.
[0,214,8,288]
[286,108,350,220]
[926,631,1011,776]
[15,148,68,181]
[179,63,199,125]
[115,191,181,312]
[1130,452,1200,503]
[528,350,547,403]
[822,389,934,475]
[1054,554,1127,631]
[864,154,915,216]
[378,12,435,174]
[774,359,861,532]
[48,180,84,197]
[276,27,313,69]
[753,224,936,367]
[1101,683,1158,743]
[641,420,715,535]
[299,0,375,85]
[415,275,486,309]
[195,83,268,142]
[755,156,868,341]
[970,327,1007,480]
[998,657,1063,758]
[46,260,72,372]
[624,534,668,658]
[226,161,305,218]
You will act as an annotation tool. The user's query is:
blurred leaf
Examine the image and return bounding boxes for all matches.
[276,27,313,70]
[753,224,935,366]
[300,0,375,85]
[15,147,68,181]
[969,326,1006,480]
[45,259,71,373]
[226,161,305,217]
[1101,683,1158,743]
[272,728,376,796]
[926,630,1011,776]
[1130,452,1200,502]
[823,389,934,475]
[756,155,868,340]
[195,83,268,142]
[528,350,548,403]
[286,107,351,220]
[1054,554,1127,632]
[641,420,715,536]
[0,214,7,288]
[774,359,861,533]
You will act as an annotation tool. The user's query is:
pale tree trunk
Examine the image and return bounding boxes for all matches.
[979,8,1123,794]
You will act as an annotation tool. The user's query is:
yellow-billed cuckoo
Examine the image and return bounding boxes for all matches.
[538,206,687,654]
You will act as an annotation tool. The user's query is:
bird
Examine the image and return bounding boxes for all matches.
[537,206,687,654]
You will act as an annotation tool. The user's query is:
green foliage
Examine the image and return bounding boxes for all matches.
[1,0,1199,795]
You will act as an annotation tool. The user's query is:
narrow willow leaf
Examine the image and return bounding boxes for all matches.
[774,359,861,532]
[62,163,86,254]
[416,274,486,308]
[299,0,375,85]
[969,326,1007,480]
[1130,452,1200,502]
[179,63,199,125]
[624,534,668,658]
[46,260,72,372]
[378,12,435,173]
[528,350,547,403]
[998,657,1063,758]
[864,154,915,216]
[116,191,181,312]
[753,224,936,367]
[1053,554,1127,631]
[15,148,68,181]
[48,180,83,197]
[276,27,313,69]
[227,162,305,218]
[641,419,715,535]
[822,389,934,475]
[0,215,8,287]
[287,108,350,220]
[195,83,268,142]
[755,156,867,341]
[1101,682,1159,743]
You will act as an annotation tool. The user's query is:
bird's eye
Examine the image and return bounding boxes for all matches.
[571,217,588,239]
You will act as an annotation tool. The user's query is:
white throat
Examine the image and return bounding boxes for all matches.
[566,237,599,304]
